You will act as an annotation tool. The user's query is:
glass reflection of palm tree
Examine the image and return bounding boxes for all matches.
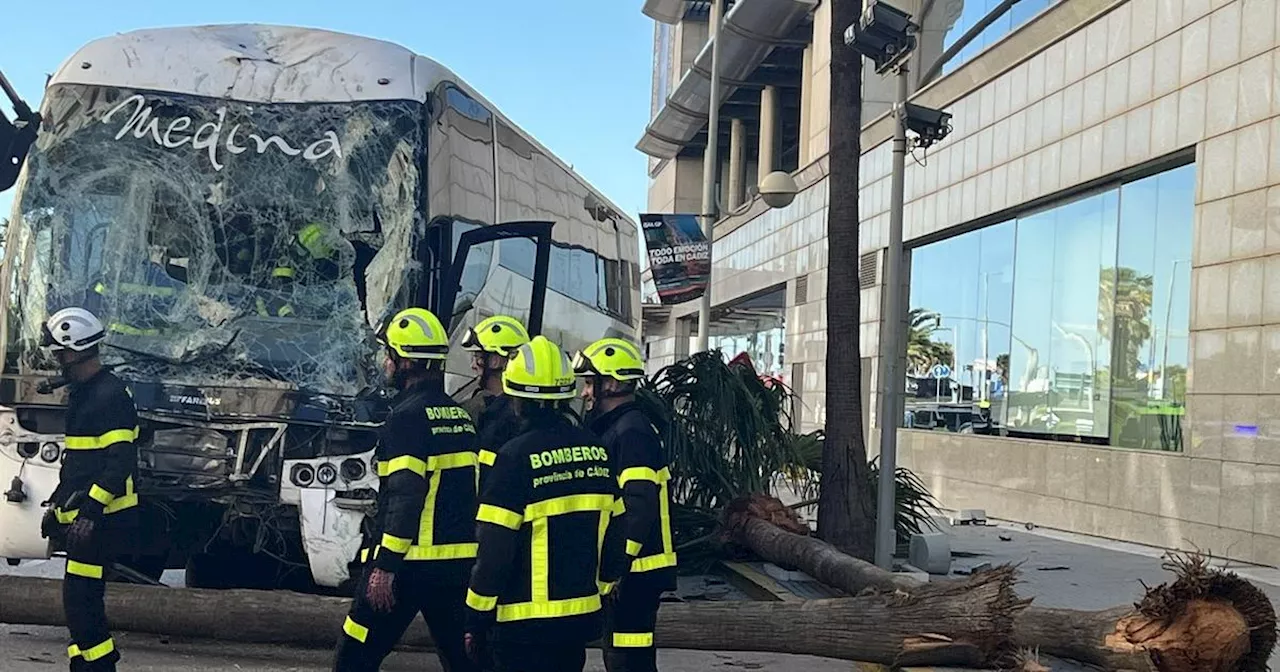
[1098,266,1154,385]
[906,308,954,375]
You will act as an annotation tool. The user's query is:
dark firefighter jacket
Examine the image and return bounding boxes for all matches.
[368,380,479,579]
[466,414,625,644]
[590,402,677,591]
[473,393,520,494]
[52,369,140,527]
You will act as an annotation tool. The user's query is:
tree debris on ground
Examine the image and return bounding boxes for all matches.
[719,493,1277,671]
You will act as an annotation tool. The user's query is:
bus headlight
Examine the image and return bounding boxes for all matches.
[316,462,338,486]
[290,464,315,487]
[340,458,366,482]
[39,443,61,463]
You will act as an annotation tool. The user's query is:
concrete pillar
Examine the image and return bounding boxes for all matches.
[798,46,813,167]
[758,85,778,184]
[728,117,747,209]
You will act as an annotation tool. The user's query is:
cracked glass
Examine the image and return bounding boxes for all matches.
[6,84,426,398]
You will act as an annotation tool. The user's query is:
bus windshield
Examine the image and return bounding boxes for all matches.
[6,84,426,397]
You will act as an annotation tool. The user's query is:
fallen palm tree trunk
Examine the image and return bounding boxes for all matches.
[0,570,1025,667]
[724,494,1278,671]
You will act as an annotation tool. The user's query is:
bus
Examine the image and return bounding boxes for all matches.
[0,24,641,592]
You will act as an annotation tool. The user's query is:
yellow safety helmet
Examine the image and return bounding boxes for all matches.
[379,307,448,360]
[572,338,645,382]
[296,222,335,260]
[502,336,577,400]
[461,315,530,356]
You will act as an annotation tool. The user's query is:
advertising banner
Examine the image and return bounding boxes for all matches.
[640,213,710,305]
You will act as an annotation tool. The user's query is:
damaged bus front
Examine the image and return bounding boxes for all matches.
[0,26,636,592]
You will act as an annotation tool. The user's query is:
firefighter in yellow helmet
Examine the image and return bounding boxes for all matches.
[460,316,530,492]
[333,307,479,672]
[573,338,674,672]
[464,336,625,672]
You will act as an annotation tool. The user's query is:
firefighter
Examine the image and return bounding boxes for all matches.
[254,266,297,318]
[573,338,676,672]
[278,220,347,285]
[39,307,140,672]
[459,315,529,491]
[464,336,624,672]
[333,307,479,672]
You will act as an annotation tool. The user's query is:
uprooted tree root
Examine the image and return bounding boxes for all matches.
[720,493,1278,671]
[1114,552,1276,672]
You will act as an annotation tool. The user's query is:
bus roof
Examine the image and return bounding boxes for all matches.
[48,23,634,226]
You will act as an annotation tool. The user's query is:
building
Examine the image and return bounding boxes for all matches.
[638,0,1280,566]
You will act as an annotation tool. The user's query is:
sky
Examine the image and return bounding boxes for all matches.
[0,0,655,222]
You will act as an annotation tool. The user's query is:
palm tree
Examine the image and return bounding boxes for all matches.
[820,0,876,560]
[905,308,954,375]
[1098,266,1154,384]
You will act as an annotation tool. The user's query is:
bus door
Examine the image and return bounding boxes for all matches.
[431,220,552,396]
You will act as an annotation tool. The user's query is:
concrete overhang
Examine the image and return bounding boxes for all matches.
[643,0,689,24]
[637,0,817,159]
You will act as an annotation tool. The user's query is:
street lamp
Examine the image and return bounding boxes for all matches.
[845,0,954,569]
[695,0,800,352]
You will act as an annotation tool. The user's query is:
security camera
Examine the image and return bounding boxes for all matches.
[759,171,798,209]
[904,103,952,149]
[844,0,919,74]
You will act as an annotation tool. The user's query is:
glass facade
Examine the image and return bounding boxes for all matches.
[940,0,1061,76]
[906,163,1195,451]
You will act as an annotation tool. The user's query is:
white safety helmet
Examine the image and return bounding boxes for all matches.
[41,308,106,352]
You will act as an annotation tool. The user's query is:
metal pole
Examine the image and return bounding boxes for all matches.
[874,65,910,570]
[696,0,724,353]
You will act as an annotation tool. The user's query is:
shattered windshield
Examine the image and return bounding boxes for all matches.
[6,85,425,397]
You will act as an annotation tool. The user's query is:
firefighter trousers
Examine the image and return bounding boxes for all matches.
[602,579,664,672]
[489,641,588,672]
[333,567,475,672]
[63,528,120,672]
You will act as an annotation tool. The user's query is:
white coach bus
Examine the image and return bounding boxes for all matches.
[0,24,640,592]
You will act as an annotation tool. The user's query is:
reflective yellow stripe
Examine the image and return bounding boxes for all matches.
[419,469,442,549]
[67,644,81,659]
[377,455,428,477]
[618,466,660,486]
[343,616,369,643]
[613,632,654,648]
[496,595,601,622]
[80,638,116,662]
[466,589,498,612]
[104,492,138,514]
[478,449,497,466]
[380,533,412,554]
[524,494,615,521]
[119,282,174,296]
[658,480,674,558]
[531,517,549,602]
[612,498,626,517]
[477,504,522,530]
[108,323,159,336]
[626,539,643,557]
[404,543,478,561]
[88,485,114,506]
[273,266,296,279]
[631,552,678,573]
[67,560,104,579]
[599,580,617,595]
[360,547,370,563]
[429,451,478,470]
[55,508,78,524]
[65,427,139,450]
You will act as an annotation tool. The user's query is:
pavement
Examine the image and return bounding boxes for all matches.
[3,521,1279,670]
